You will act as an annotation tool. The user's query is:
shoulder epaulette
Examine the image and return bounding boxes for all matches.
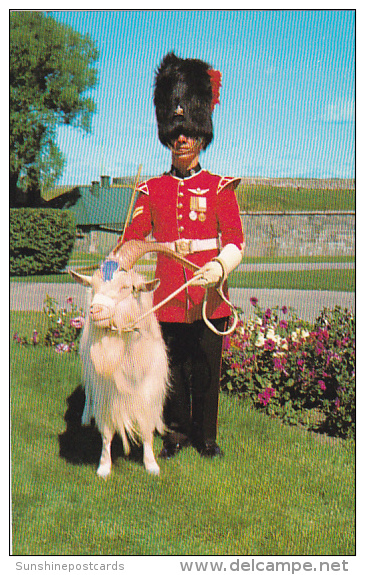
[217,176,241,194]
[136,181,150,195]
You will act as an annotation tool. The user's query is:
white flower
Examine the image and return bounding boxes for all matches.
[274,334,282,345]
[266,327,275,339]
[255,334,265,348]
[301,330,310,339]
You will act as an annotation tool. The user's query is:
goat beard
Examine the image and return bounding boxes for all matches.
[90,340,121,376]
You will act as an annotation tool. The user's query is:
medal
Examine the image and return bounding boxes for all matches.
[189,210,198,221]
[190,196,207,222]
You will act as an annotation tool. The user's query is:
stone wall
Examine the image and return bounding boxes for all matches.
[73,212,355,258]
[241,212,355,257]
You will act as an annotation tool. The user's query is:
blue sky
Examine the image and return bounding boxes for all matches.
[52,10,355,184]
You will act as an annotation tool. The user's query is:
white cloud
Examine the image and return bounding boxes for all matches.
[322,99,355,123]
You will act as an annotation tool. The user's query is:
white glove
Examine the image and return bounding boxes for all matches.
[192,260,224,287]
[192,244,243,287]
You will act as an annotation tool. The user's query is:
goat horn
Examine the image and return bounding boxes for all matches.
[111,239,200,272]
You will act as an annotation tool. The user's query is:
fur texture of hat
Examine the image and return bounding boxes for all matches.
[154,52,221,149]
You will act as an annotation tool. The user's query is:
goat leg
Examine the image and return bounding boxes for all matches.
[142,435,160,475]
[97,431,113,478]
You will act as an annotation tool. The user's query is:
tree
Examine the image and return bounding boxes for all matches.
[10,11,99,206]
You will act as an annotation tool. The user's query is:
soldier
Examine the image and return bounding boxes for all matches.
[122,52,245,458]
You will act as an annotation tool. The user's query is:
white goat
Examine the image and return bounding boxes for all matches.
[70,266,168,477]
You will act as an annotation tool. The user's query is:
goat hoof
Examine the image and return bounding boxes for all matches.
[146,463,160,475]
[97,464,111,478]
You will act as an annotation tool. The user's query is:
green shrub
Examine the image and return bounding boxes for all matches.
[10,208,76,276]
[221,301,355,439]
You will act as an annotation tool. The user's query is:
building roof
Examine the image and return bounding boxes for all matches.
[68,183,134,227]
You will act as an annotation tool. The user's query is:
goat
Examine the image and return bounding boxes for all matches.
[70,264,169,477]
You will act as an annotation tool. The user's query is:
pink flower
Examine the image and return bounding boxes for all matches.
[273,356,287,371]
[264,339,276,351]
[70,316,84,329]
[318,380,326,391]
[279,320,288,330]
[250,297,258,307]
[66,297,73,305]
[316,342,325,356]
[55,343,70,353]
[258,387,276,406]
[297,358,305,371]
[282,306,288,314]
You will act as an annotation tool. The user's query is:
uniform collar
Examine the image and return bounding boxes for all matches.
[168,163,202,179]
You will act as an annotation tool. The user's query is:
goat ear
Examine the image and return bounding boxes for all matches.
[139,278,160,292]
[69,269,93,287]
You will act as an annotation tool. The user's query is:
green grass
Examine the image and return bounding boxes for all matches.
[11,311,355,556]
[236,184,355,212]
[228,268,355,292]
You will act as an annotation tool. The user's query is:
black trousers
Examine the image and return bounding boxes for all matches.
[160,317,228,447]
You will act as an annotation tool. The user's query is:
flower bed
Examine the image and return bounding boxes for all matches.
[221,299,355,439]
[13,295,85,353]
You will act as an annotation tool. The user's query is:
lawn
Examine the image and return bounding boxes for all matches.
[229,268,355,292]
[236,184,355,212]
[10,312,355,556]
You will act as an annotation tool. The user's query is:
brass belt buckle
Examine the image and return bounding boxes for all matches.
[175,239,192,256]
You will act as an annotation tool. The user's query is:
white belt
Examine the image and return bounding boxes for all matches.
[163,238,219,257]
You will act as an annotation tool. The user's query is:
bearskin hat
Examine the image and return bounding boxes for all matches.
[153,52,222,149]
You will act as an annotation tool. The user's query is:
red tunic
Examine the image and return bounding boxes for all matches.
[123,169,244,323]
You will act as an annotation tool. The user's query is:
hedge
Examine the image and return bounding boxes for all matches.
[10,208,76,276]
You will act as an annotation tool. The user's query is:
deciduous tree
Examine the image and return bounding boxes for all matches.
[10,11,99,206]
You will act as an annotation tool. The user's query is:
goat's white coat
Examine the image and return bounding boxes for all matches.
[72,269,168,477]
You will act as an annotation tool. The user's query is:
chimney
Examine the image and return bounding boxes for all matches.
[100,175,110,188]
[91,180,100,194]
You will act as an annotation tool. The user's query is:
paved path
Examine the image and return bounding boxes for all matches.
[11,273,355,324]
[236,262,354,272]
[132,262,355,273]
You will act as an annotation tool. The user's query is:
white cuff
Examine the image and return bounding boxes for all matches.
[214,244,243,278]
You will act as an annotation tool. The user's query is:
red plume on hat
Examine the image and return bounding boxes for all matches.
[208,69,222,110]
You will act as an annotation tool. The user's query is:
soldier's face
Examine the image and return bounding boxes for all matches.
[170,135,203,163]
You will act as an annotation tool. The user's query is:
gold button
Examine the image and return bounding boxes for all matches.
[177,203,183,208]
[178,192,184,197]
[178,226,184,232]
[177,214,183,220]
